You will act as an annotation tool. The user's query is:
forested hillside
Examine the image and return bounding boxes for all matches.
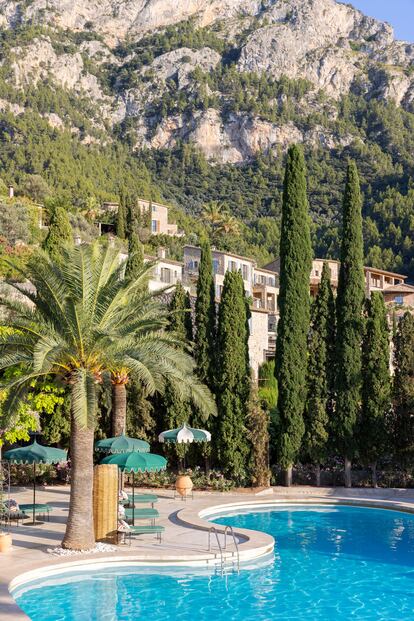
[0,1,413,277]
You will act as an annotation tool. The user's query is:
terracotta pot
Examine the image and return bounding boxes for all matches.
[175,475,193,497]
[0,533,12,553]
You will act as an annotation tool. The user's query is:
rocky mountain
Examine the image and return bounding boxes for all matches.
[0,0,414,279]
[0,0,414,163]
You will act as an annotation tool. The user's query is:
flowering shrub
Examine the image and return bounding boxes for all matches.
[128,467,235,492]
[8,462,70,486]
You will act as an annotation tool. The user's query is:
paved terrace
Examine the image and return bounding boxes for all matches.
[3,485,414,620]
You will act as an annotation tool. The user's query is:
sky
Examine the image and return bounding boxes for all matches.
[339,1,414,42]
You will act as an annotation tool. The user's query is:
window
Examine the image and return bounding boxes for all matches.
[160,268,171,283]
[242,264,249,280]
[228,260,237,272]
[215,284,223,299]
[315,270,319,277]
[187,260,198,271]
[394,296,404,305]
[213,259,219,274]
[151,219,158,233]
[152,205,157,212]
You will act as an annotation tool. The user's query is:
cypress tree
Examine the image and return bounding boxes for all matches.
[125,232,144,281]
[248,384,270,488]
[184,291,193,342]
[359,292,391,487]
[43,206,73,261]
[393,312,414,462]
[158,283,193,467]
[195,239,216,386]
[275,144,312,486]
[117,193,127,239]
[169,283,193,341]
[216,270,250,482]
[304,262,335,486]
[127,200,139,238]
[334,161,365,488]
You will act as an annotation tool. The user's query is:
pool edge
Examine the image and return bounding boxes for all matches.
[8,494,414,619]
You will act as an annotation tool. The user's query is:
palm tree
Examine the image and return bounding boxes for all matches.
[0,241,216,550]
[202,201,225,245]
[220,212,240,237]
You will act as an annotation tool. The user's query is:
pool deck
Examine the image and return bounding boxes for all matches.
[3,485,414,619]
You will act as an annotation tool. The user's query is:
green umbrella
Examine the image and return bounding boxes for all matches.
[95,434,150,454]
[4,440,67,525]
[101,452,167,525]
[159,422,211,467]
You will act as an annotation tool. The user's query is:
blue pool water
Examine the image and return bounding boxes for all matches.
[13,505,414,620]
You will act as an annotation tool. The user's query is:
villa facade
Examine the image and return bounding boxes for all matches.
[264,257,412,307]
[183,245,278,376]
[121,210,414,376]
[138,199,182,237]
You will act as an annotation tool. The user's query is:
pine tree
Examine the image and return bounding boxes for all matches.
[304,262,335,486]
[125,232,144,281]
[334,161,365,488]
[359,292,391,487]
[195,239,216,386]
[43,206,73,261]
[393,312,414,462]
[117,193,127,239]
[274,144,312,486]
[216,270,250,482]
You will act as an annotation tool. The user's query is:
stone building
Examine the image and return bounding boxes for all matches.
[138,199,183,237]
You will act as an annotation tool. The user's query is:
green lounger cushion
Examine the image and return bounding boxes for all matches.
[129,525,165,534]
[19,504,51,514]
[124,508,159,519]
[127,494,158,503]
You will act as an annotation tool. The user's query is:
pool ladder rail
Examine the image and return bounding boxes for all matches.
[207,526,240,575]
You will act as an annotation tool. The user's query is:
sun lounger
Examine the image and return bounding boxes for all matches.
[120,494,158,508]
[18,504,52,521]
[121,524,165,544]
[0,504,28,526]
[123,507,159,525]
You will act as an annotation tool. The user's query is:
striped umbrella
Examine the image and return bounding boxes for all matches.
[159,423,211,467]
[158,423,211,444]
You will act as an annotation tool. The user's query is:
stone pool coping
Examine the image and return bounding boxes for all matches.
[4,486,414,620]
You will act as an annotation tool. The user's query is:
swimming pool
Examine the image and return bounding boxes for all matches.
[12,505,414,620]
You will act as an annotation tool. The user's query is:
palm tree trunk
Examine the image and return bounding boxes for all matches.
[62,406,95,550]
[112,383,127,436]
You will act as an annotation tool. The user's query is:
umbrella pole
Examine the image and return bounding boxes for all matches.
[33,462,36,524]
[132,473,135,526]
[24,462,43,526]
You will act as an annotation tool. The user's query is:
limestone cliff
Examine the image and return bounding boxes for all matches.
[0,0,413,162]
